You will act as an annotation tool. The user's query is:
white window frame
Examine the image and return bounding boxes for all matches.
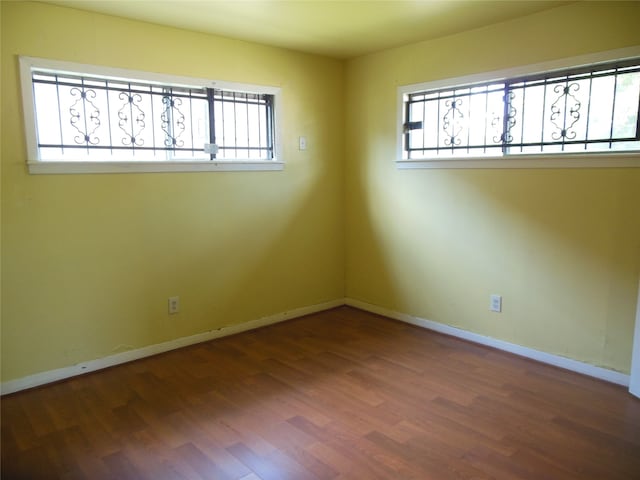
[397,46,640,169]
[20,56,283,174]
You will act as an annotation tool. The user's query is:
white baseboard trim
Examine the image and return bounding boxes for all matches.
[345,298,630,387]
[4,297,629,394]
[1,299,344,395]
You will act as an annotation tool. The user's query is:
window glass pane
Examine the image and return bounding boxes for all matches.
[486,89,504,146]
[609,139,640,151]
[612,72,640,139]
[247,101,259,159]
[214,99,225,153]
[33,82,62,145]
[222,97,237,159]
[235,95,249,154]
[467,87,490,148]
[422,100,439,152]
[520,84,544,146]
[585,75,615,141]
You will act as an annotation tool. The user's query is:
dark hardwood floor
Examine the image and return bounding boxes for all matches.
[2,306,640,479]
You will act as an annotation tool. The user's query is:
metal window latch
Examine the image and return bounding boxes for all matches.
[403,121,423,134]
[204,143,219,154]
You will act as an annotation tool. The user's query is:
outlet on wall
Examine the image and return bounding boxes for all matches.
[490,294,502,313]
[168,296,180,314]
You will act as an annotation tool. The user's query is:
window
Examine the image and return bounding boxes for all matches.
[398,48,640,168]
[20,57,282,173]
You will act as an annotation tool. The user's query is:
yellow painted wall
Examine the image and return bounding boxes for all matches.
[2,0,640,385]
[345,1,640,373]
[1,2,345,382]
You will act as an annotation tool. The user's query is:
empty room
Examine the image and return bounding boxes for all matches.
[1,1,640,479]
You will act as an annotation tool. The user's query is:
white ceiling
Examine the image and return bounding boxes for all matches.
[44,1,572,59]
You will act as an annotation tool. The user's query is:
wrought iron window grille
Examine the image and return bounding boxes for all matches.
[30,70,275,162]
[402,59,640,159]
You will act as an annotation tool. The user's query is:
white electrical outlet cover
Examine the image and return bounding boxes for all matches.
[490,294,502,312]
[168,296,180,314]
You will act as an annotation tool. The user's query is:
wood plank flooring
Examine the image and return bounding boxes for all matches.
[2,306,640,479]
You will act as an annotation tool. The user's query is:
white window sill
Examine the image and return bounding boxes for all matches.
[27,160,284,175]
[396,152,640,170]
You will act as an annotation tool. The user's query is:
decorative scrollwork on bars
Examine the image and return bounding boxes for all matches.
[69,87,101,145]
[161,96,186,148]
[503,91,517,143]
[550,82,581,140]
[442,98,464,146]
[118,92,146,146]
[491,91,516,144]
